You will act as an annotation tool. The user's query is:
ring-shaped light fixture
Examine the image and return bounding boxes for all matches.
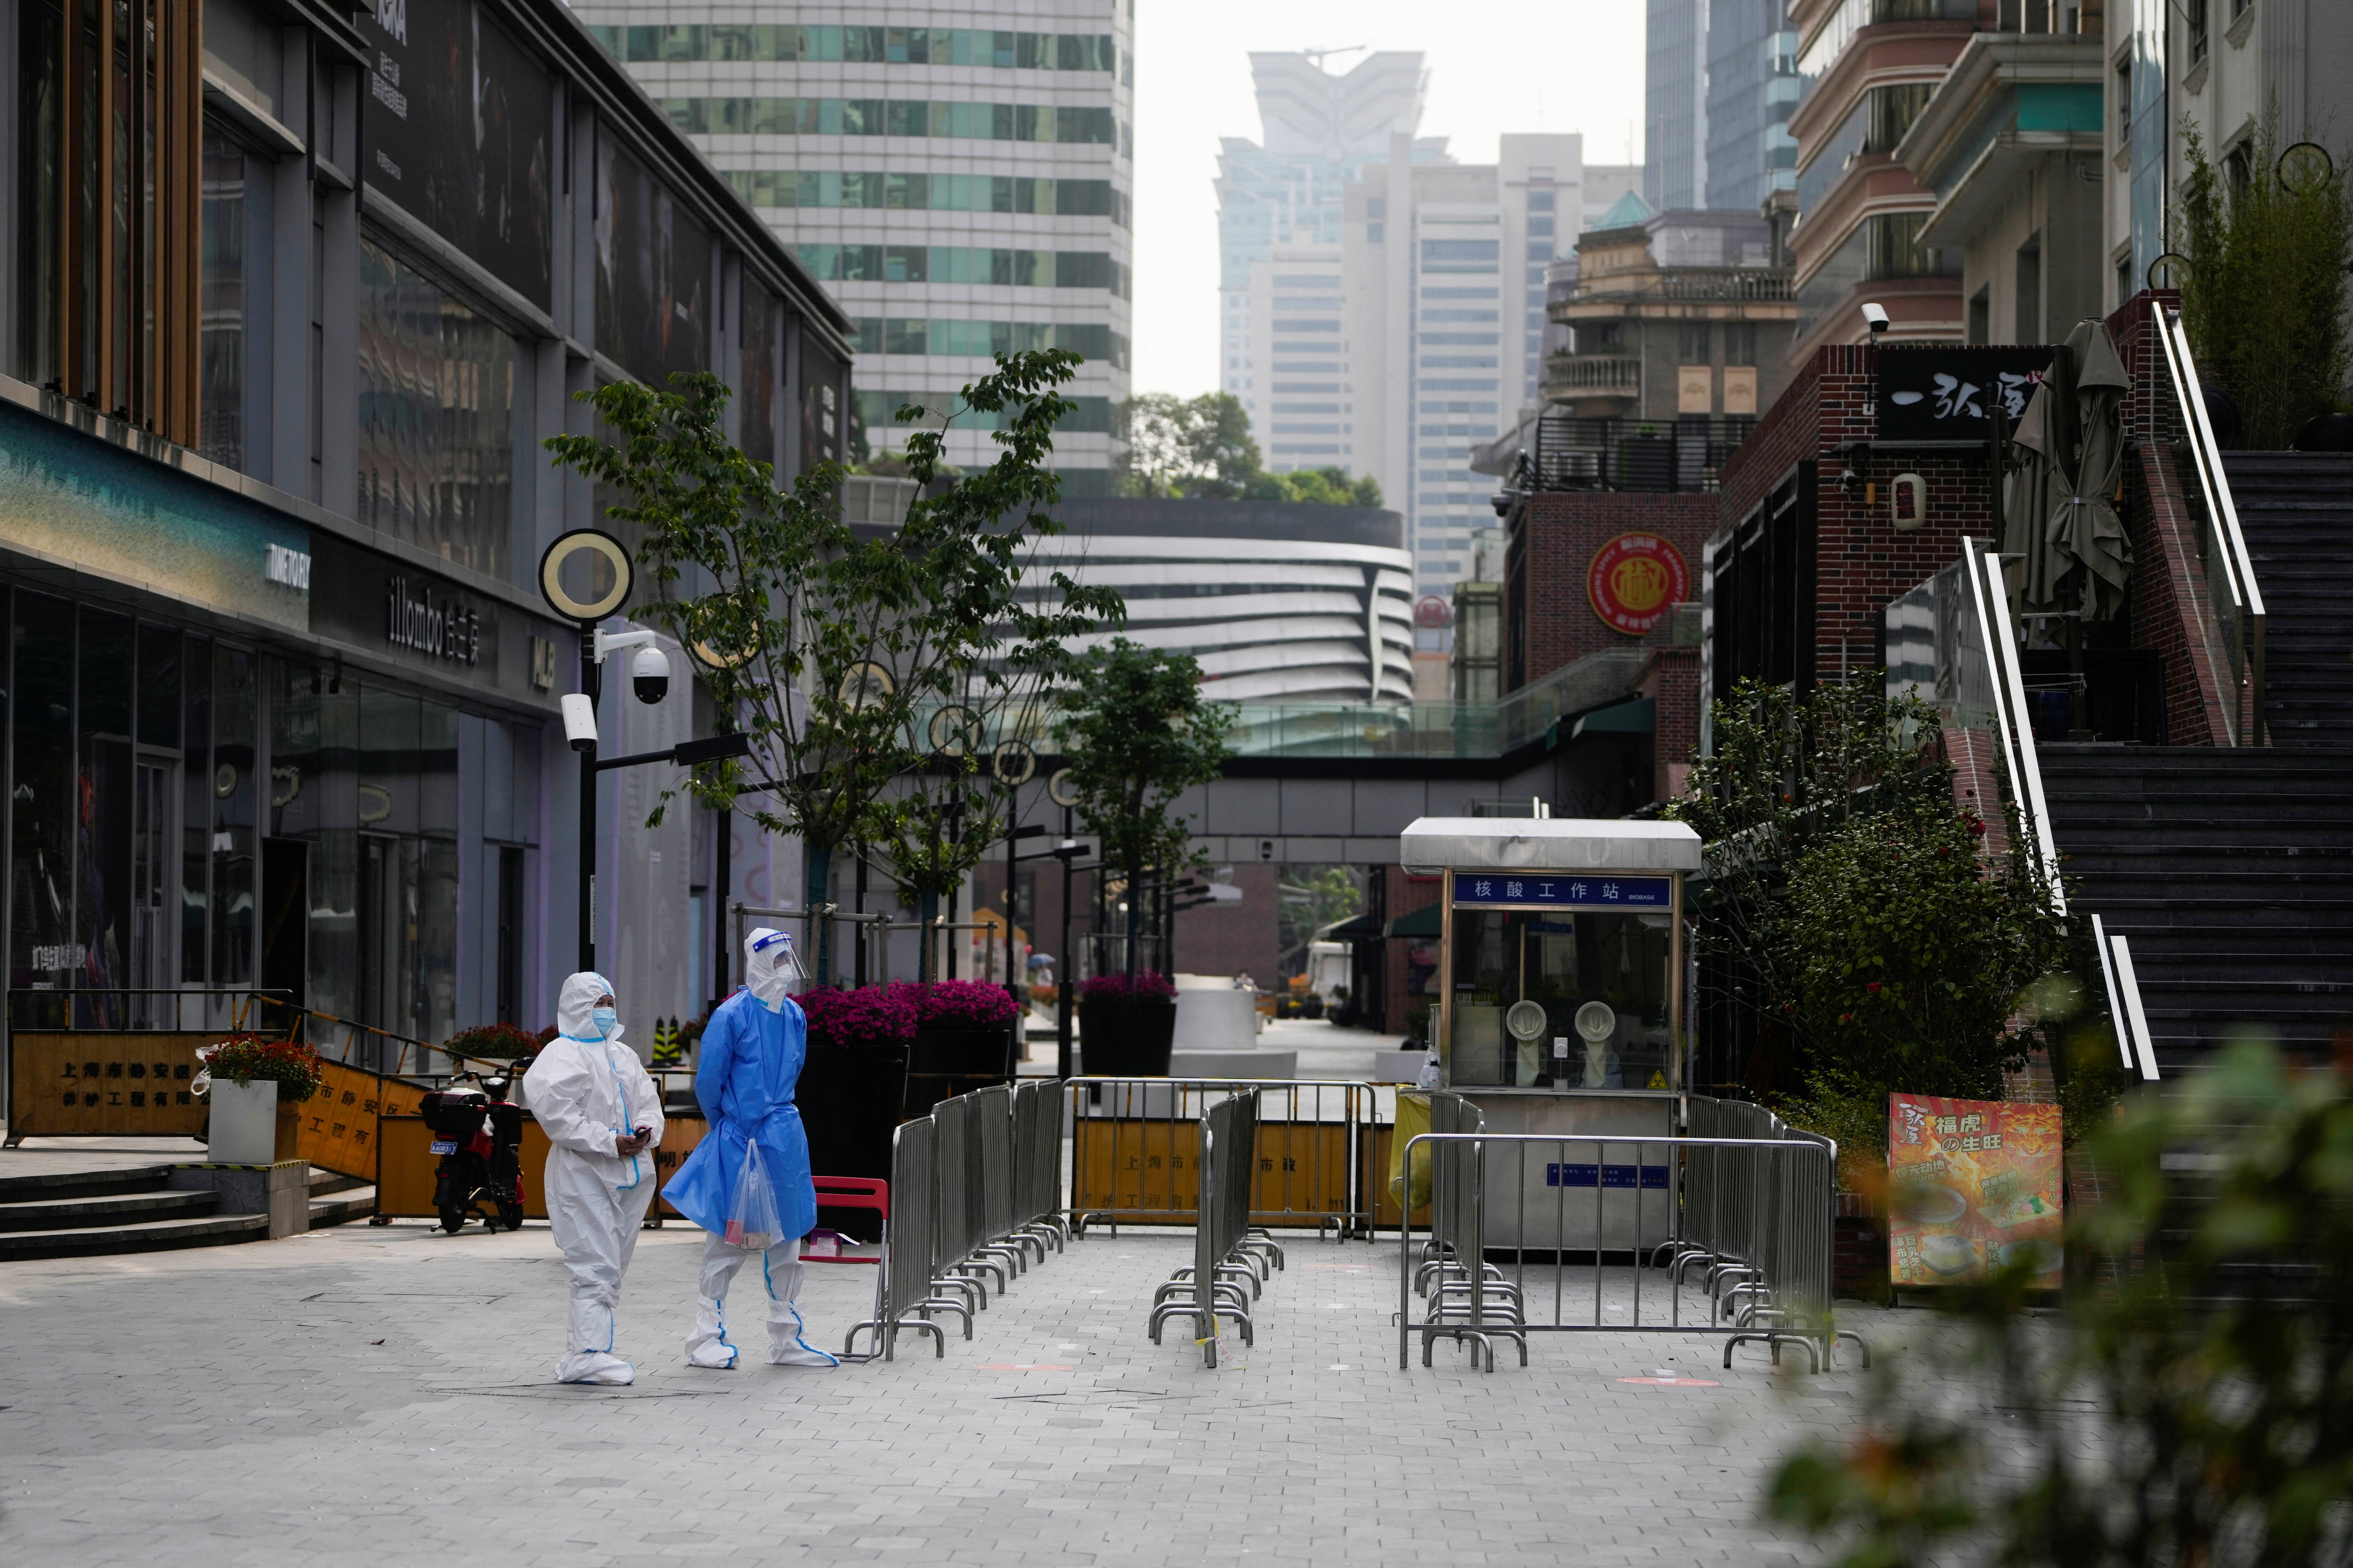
[929,704,982,757]
[2279,141,2334,195]
[837,662,896,711]
[538,529,634,623]
[1046,767,1081,809]
[992,739,1037,787]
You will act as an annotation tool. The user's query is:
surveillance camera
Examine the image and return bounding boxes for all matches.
[561,692,598,752]
[631,644,670,705]
[1861,302,1891,335]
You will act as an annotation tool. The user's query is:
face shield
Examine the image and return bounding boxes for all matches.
[744,928,804,1010]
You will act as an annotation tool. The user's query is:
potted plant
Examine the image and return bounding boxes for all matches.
[443,1023,541,1073]
[196,1034,324,1165]
[792,985,916,1240]
[1077,971,1179,1077]
[898,979,1021,1115]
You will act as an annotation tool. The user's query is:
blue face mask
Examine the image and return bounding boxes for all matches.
[590,1006,618,1037]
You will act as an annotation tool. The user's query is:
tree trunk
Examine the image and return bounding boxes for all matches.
[805,839,833,987]
[918,888,939,982]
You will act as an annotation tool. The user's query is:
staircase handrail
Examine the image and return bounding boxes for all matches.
[1962,538,2067,915]
[2151,300,2268,744]
[2090,913,2161,1082]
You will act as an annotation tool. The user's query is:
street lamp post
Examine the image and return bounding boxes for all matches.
[540,528,747,975]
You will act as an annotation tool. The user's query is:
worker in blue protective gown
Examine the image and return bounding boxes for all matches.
[521,971,665,1385]
[664,928,838,1368]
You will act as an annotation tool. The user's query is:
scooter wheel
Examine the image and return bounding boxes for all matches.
[498,1202,525,1231]
[437,1208,467,1234]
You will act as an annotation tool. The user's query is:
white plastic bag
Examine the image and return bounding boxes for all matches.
[724,1136,783,1252]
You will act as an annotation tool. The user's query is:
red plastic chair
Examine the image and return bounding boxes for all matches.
[802,1175,886,1264]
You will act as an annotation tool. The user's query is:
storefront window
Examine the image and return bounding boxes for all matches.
[356,237,518,577]
[181,636,212,982]
[75,609,134,1023]
[210,645,257,988]
[8,594,65,1015]
[1447,905,1674,1089]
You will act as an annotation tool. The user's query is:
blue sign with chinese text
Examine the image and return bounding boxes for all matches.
[1451,873,1673,909]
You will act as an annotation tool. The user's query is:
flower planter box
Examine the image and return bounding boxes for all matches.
[903,1025,1016,1118]
[206,1079,279,1165]
[1077,998,1177,1078]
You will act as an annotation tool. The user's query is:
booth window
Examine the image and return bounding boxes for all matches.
[1448,907,1674,1089]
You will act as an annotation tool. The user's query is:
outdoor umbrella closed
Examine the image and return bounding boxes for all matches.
[2003,371,2067,615]
[2054,318,2133,620]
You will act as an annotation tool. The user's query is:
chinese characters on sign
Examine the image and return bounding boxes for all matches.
[1452,874,1673,909]
[1875,346,2057,442]
[1887,1093,2063,1288]
[1585,534,1691,637]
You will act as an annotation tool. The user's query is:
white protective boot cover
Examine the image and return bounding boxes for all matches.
[557,1297,636,1385]
[764,1257,839,1367]
[685,1295,739,1369]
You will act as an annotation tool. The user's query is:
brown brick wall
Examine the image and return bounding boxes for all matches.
[1635,647,1701,800]
[1511,492,1717,688]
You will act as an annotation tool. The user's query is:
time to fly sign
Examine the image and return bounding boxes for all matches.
[1586,534,1689,635]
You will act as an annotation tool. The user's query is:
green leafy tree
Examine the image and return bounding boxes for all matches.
[1277,864,1365,981]
[1113,391,1262,498]
[1666,676,2070,1146]
[2179,113,2353,449]
[1053,638,1236,976]
[1772,1042,2353,1568]
[545,351,1117,982]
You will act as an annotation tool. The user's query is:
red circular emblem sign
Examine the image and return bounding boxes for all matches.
[1414,594,1452,629]
[1586,534,1689,635]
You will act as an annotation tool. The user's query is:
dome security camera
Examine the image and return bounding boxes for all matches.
[631,644,671,705]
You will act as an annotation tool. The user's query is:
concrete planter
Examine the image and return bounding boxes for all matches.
[206,1079,279,1165]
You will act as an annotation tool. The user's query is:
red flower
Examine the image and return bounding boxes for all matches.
[1838,1013,1851,1024]
[1867,982,1881,994]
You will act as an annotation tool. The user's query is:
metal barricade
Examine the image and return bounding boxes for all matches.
[929,1095,1000,1308]
[968,1084,1037,1275]
[1148,1089,1281,1367]
[1011,1079,1068,1252]
[1398,1128,1864,1374]
[847,1116,973,1361]
[1067,1076,1378,1237]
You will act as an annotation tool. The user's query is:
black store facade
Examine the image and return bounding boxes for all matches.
[0,0,854,1083]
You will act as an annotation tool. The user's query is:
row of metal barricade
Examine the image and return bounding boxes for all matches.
[847,1079,1066,1360]
[1145,1089,1286,1367]
[1400,1093,1869,1373]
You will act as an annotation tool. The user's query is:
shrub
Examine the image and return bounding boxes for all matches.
[797,984,917,1047]
[1079,971,1177,1004]
[895,979,1020,1030]
[199,1034,325,1105]
[2179,114,2353,449]
[444,1023,541,1064]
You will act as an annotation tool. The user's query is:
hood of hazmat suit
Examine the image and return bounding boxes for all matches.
[745,926,800,1012]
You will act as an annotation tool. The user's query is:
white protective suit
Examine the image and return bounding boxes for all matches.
[522,971,665,1385]
[680,929,837,1369]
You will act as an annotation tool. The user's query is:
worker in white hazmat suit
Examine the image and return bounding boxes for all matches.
[663,928,836,1368]
[522,971,665,1385]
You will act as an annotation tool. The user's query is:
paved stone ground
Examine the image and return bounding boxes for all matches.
[0,1211,1896,1566]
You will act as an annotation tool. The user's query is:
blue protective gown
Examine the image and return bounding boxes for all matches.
[661,988,818,1241]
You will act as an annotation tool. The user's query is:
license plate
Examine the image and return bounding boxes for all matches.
[429,1139,457,1154]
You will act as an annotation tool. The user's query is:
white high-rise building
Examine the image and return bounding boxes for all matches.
[578,7,1135,493]
[1215,57,1637,604]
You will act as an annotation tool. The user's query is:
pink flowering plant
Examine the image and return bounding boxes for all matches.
[797,984,918,1047]
[1078,971,1176,1005]
[897,979,1019,1030]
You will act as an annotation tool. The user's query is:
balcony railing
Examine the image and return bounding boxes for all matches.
[1543,353,1642,398]
[1506,412,1758,494]
[1556,270,1795,310]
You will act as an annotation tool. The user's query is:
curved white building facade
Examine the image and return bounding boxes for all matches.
[1028,500,1414,702]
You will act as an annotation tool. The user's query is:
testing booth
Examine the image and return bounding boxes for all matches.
[1400,816,1704,1250]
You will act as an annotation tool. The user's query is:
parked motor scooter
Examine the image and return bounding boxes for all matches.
[418,1063,528,1234]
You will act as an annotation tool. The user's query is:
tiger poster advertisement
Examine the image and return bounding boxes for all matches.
[1887,1094,2063,1288]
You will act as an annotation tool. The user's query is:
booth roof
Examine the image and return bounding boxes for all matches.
[1399,817,1703,876]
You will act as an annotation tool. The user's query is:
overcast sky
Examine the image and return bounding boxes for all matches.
[1128,1,1649,399]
